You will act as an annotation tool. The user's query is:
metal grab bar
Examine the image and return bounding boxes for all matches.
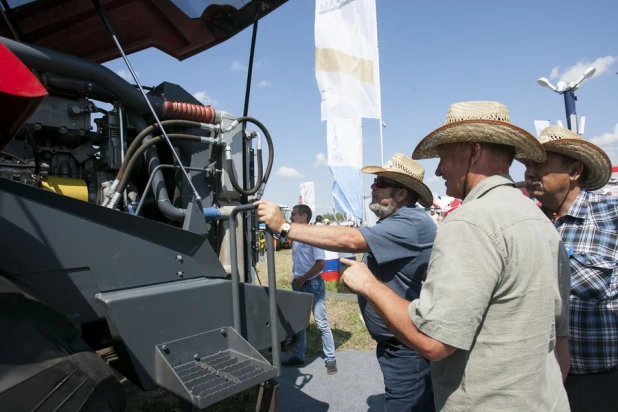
[229,204,280,375]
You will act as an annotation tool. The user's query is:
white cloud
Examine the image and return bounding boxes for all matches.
[258,80,270,87]
[230,60,247,72]
[192,91,218,107]
[313,153,328,167]
[549,56,617,84]
[590,123,618,147]
[426,175,441,183]
[255,58,269,69]
[115,69,140,81]
[276,166,304,179]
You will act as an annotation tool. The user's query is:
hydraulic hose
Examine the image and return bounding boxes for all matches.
[225,116,274,196]
[117,119,215,182]
[110,115,184,220]
[117,134,211,201]
[107,133,221,210]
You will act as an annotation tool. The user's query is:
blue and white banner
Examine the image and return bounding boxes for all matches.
[327,118,363,219]
[315,0,381,221]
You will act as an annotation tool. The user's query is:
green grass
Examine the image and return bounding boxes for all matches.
[123,249,373,411]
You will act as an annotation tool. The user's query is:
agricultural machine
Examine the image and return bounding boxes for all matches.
[0,0,311,410]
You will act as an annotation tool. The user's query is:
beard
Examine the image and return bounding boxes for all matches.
[369,198,397,219]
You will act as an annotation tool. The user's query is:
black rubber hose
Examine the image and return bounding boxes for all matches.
[128,115,185,221]
[0,36,162,114]
[116,134,206,196]
[116,119,204,181]
[226,116,273,195]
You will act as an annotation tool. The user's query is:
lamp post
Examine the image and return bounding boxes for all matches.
[537,67,596,133]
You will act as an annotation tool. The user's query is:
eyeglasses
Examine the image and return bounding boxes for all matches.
[373,177,405,189]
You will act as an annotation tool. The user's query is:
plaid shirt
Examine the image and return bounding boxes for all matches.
[553,189,618,374]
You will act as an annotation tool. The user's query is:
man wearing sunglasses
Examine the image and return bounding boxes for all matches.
[255,153,437,412]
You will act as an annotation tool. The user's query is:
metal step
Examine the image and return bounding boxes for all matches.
[154,326,277,409]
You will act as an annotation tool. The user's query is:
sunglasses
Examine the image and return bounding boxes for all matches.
[373,177,405,189]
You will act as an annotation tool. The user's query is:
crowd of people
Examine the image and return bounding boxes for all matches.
[255,100,617,412]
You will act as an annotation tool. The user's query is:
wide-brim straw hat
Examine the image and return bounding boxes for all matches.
[362,153,433,208]
[412,101,546,163]
[538,126,612,191]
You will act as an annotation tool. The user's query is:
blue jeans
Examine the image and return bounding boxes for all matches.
[292,276,336,362]
[377,339,435,412]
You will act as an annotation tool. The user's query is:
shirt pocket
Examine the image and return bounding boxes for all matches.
[570,253,616,301]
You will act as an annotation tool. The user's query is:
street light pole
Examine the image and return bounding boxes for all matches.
[536,67,596,134]
[563,89,577,131]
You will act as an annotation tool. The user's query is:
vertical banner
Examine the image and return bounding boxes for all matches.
[327,118,363,219]
[315,0,381,121]
[315,0,381,221]
[300,181,316,218]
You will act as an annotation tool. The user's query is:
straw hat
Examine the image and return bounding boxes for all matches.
[538,126,611,191]
[412,101,546,163]
[362,153,433,207]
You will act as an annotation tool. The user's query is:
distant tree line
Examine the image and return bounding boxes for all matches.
[320,212,346,222]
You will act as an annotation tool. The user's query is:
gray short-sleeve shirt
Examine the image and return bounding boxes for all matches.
[409,174,570,411]
[358,204,436,341]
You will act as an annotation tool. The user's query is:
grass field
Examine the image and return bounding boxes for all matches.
[123,249,373,411]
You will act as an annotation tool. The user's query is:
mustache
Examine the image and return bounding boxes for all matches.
[525,180,543,188]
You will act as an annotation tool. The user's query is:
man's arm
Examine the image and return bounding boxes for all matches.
[341,258,456,361]
[255,200,369,253]
[555,336,570,382]
[295,259,326,288]
[555,242,571,382]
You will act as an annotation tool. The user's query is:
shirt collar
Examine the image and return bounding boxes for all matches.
[462,174,515,205]
[563,189,589,220]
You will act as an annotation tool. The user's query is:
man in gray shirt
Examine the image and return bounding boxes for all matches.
[341,101,571,411]
[256,153,437,411]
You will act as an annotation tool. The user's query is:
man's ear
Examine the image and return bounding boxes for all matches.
[569,161,585,182]
[395,188,409,203]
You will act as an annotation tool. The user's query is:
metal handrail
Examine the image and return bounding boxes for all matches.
[229,204,280,375]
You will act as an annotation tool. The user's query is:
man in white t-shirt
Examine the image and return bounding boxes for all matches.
[284,204,337,375]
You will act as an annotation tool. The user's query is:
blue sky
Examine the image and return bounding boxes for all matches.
[103,0,618,215]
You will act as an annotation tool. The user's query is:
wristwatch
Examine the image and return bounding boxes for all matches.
[280,222,291,236]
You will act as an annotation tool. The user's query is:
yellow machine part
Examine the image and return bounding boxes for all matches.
[40,176,88,202]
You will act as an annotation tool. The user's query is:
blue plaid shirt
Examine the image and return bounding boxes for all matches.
[553,189,618,374]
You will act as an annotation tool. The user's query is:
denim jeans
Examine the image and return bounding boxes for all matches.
[377,339,435,412]
[292,276,336,362]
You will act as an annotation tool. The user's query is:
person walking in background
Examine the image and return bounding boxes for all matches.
[524,126,617,412]
[280,204,337,375]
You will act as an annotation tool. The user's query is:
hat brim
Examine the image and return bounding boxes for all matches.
[543,139,612,191]
[361,166,433,208]
[411,120,546,163]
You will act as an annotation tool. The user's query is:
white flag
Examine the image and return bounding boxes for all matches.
[300,181,316,218]
[315,0,381,121]
[534,120,551,137]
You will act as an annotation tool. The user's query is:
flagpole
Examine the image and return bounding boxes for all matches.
[361,121,366,223]
[373,0,384,166]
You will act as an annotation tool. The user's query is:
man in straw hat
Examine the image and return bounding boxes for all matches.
[524,125,617,412]
[340,101,571,411]
[256,153,438,411]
